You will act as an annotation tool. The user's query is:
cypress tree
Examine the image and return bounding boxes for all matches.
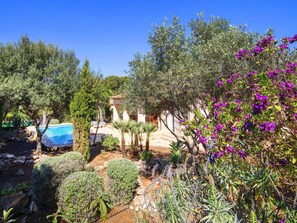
[70,60,96,160]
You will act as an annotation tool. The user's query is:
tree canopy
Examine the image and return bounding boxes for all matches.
[0,36,80,153]
[125,15,257,133]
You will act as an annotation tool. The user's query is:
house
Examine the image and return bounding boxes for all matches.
[109,95,184,136]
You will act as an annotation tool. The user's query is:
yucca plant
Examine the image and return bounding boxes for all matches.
[143,122,157,152]
[112,120,129,157]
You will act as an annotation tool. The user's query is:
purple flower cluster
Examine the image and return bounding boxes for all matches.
[214,102,228,110]
[179,119,185,124]
[267,69,280,79]
[226,145,235,154]
[285,62,297,74]
[247,71,257,78]
[252,36,274,56]
[215,123,223,132]
[243,121,254,131]
[257,36,275,48]
[217,80,224,87]
[279,81,295,91]
[279,43,288,50]
[195,128,208,144]
[213,147,248,159]
[214,150,226,158]
[199,136,208,144]
[259,121,275,132]
[252,93,268,114]
[238,149,248,159]
[252,45,264,55]
[287,34,297,43]
[226,73,239,83]
[235,49,250,61]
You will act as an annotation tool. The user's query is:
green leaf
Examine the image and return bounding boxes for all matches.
[100,199,108,221]
[250,210,257,223]
[275,105,282,111]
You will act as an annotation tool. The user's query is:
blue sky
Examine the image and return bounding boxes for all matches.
[0,0,296,77]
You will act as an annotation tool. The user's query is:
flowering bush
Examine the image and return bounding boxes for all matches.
[183,34,297,222]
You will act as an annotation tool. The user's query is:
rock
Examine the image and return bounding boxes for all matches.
[25,159,34,164]
[133,195,145,210]
[142,203,148,210]
[129,206,134,210]
[137,177,145,188]
[15,169,25,176]
[6,154,14,159]
[28,200,39,214]
[103,162,109,168]
[14,159,26,164]
[32,155,39,159]
[94,166,104,172]
[0,153,10,159]
[136,188,146,195]
[0,192,30,214]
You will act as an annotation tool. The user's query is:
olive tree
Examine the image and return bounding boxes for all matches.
[0,36,80,154]
[125,15,257,151]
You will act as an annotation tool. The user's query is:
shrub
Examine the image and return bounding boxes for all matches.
[102,134,119,151]
[32,151,85,207]
[107,158,139,204]
[58,171,104,223]
[182,35,297,222]
[49,119,60,125]
[140,150,153,163]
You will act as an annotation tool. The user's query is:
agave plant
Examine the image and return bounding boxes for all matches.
[143,122,157,152]
[112,120,129,157]
[1,208,15,223]
[169,141,185,165]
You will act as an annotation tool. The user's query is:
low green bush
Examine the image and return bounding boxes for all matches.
[107,158,139,204]
[32,151,85,207]
[58,171,104,223]
[49,119,60,125]
[102,134,119,151]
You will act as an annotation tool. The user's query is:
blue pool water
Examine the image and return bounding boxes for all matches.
[40,124,73,147]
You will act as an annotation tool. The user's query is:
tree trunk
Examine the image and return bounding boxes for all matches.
[36,131,42,155]
[145,138,149,151]
[34,116,51,155]
[121,134,126,157]
[0,101,5,131]
[99,102,104,122]
[93,102,104,145]
[134,134,139,155]
[42,110,47,126]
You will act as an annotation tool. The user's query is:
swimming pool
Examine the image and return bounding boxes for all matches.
[40,124,73,147]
